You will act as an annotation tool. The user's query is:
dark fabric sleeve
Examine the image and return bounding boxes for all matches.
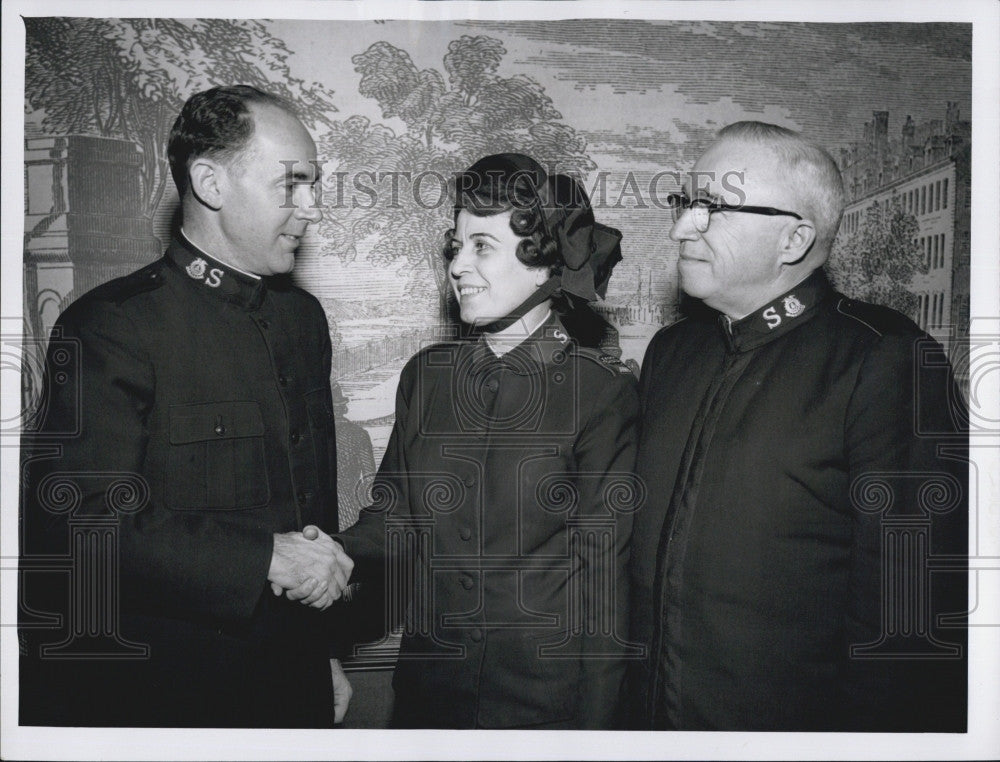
[619,327,672,727]
[314,309,359,660]
[842,330,968,731]
[23,301,273,625]
[334,359,414,583]
[318,311,340,535]
[571,368,640,728]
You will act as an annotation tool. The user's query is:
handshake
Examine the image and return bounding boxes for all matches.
[267,525,355,610]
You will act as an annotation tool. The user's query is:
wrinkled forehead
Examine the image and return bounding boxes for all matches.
[686,139,784,204]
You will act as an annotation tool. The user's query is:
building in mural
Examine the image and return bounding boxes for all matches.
[22,133,162,419]
[23,133,161,342]
[837,104,971,384]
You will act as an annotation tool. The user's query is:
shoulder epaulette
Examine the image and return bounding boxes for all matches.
[575,345,637,377]
[88,261,166,306]
[835,297,919,338]
[600,353,636,376]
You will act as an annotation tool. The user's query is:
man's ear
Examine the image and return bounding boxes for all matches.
[188,157,225,211]
[778,218,816,267]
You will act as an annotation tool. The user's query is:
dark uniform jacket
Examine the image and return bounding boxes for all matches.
[20,235,341,727]
[628,269,967,731]
[338,315,640,728]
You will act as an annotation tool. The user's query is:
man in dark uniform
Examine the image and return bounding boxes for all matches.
[628,121,967,731]
[19,85,354,727]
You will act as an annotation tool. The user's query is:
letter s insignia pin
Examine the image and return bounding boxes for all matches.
[783,295,805,317]
[205,268,223,288]
[553,329,569,345]
[186,258,207,280]
[762,306,782,329]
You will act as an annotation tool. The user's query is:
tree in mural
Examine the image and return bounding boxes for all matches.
[24,17,338,222]
[316,35,596,315]
[826,199,925,316]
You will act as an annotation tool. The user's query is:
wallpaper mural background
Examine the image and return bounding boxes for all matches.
[19,16,974,728]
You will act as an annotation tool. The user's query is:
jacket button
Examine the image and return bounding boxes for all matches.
[214,424,226,436]
[460,575,474,589]
[290,431,301,444]
[463,476,475,488]
[278,374,288,386]
[486,380,499,393]
[470,628,483,642]
[459,528,472,541]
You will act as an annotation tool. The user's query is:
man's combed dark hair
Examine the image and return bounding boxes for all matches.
[167,85,295,196]
[444,161,560,270]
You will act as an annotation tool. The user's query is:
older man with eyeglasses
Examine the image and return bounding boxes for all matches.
[625,121,967,731]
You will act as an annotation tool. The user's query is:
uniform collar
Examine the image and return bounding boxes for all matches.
[468,312,574,376]
[718,269,832,352]
[485,309,553,357]
[165,234,267,310]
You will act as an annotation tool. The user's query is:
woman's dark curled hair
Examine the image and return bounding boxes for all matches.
[443,155,560,271]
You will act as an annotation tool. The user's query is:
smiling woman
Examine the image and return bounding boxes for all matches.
[445,153,626,344]
[335,153,641,729]
[447,209,551,329]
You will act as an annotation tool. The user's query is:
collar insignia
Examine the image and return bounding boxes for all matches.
[186,258,208,280]
[783,294,805,317]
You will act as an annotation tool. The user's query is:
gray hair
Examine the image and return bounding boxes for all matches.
[716,121,845,254]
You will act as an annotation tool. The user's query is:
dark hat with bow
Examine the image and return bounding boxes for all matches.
[457,153,623,306]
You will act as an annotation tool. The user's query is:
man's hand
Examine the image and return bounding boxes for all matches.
[267,526,354,610]
[330,658,353,724]
[283,526,354,608]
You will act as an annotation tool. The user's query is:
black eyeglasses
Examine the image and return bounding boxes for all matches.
[667,192,802,233]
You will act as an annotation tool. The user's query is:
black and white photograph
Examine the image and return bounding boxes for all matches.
[2,1,998,759]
